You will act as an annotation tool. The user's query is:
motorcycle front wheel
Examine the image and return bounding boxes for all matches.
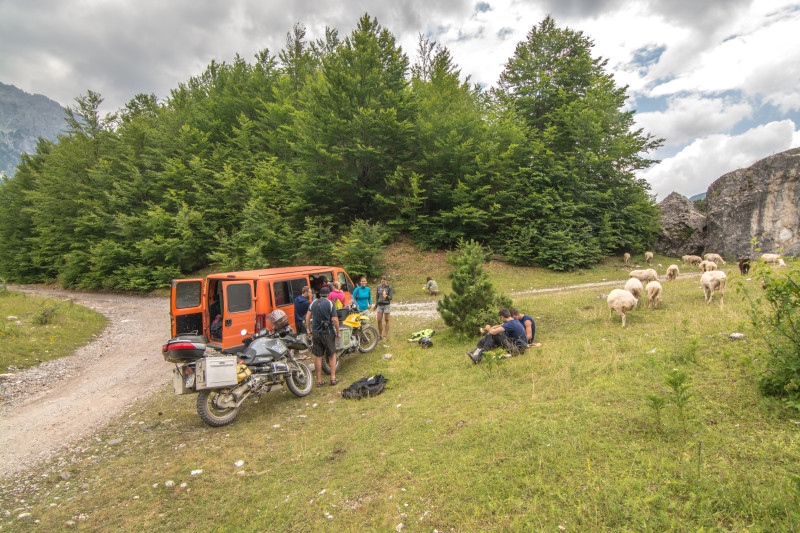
[285,362,313,396]
[357,325,379,353]
[196,389,241,427]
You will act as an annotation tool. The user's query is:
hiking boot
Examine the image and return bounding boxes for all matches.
[467,348,483,364]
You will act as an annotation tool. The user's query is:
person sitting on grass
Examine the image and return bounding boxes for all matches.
[510,308,541,347]
[467,308,527,364]
[423,277,439,296]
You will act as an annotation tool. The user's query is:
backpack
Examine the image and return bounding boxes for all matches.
[341,375,388,400]
[407,329,434,342]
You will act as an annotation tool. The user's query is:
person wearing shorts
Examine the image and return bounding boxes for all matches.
[306,287,340,386]
[372,275,393,340]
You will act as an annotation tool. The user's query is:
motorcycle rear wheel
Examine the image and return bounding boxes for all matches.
[357,325,379,353]
[285,362,313,397]
[196,389,241,427]
[321,353,341,375]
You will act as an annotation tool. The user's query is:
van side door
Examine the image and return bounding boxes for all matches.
[170,279,204,337]
[271,277,309,330]
[221,280,256,352]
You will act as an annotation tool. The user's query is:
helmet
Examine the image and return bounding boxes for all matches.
[418,337,433,348]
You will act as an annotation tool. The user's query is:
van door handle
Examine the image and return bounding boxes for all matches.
[225,319,232,327]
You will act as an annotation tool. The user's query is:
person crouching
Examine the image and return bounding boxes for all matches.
[467,308,527,364]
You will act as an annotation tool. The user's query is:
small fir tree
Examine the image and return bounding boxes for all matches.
[437,239,512,335]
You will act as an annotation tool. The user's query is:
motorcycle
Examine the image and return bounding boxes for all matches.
[319,303,379,375]
[162,310,313,427]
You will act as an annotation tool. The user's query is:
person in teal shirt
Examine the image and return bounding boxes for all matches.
[352,276,371,311]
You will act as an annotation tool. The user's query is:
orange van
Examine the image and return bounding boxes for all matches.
[170,266,355,353]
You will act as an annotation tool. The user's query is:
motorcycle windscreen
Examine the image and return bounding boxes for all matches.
[221,280,256,350]
[170,279,204,337]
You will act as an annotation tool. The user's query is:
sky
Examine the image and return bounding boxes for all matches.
[1,0,799,201]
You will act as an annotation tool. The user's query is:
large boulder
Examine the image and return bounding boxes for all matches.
[705,147,800,259]
[655,192,706,257]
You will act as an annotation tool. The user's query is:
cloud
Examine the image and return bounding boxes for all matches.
[640,120,800,200]
[635,93,753,146]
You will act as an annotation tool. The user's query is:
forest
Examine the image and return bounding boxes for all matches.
[0,14,663,291]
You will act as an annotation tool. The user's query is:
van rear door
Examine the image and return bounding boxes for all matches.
[170,279,204,337]
[221,280,256,352]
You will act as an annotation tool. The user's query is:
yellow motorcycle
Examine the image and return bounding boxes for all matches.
[321,303,379,375]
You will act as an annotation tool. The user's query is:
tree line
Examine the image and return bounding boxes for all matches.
[0,14,662,291]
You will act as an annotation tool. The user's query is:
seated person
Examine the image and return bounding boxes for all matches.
[467,308,527,363]
[510,308,540,347]
[423,277,439,295]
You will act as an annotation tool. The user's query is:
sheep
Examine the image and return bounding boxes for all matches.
[607,289,639,327]
[624,277,643,298]
[644,251,654,264]
[629,268,658,283]
[777,258,786,267]
[685,255,703,265]
[646,280,663,309]
[738,257,750,275]
[704,253,726,265]
[760,253,781,264]
[701,270,727,306]
[623,252,631,265]
[681,255,690,263]
[699,260,717,272]
[666,264,679,281]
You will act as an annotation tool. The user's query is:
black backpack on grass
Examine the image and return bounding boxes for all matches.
[341,375,388,400]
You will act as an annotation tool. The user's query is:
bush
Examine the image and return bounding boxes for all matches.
[437,239,512,336]
[740,261,800,411]
[335,219,388,280]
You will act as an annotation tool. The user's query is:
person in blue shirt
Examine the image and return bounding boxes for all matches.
[467,308,527,363]
[293,286,312,335]
[511,308,539,346]
[352,276,372,311]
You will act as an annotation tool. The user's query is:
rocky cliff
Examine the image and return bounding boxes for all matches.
[655,192,706,257]
[704,147,799,258]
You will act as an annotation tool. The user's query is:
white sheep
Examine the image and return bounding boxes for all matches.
[699,260,717,272]
[666,264,679,281]
[777,258,787,267]
[644,251,654,264]
[681,255,690,263]
[760,253,781,264]
[685,255,702,265]
[607,289,639,327]
[624,277,643,298]
[704,253,726,265]
[646,280,663,309]
[623,252,631,265]
[700,270,727,306]
[629,268,658,283]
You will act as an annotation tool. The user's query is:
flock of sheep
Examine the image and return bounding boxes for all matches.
[607,251,786,327]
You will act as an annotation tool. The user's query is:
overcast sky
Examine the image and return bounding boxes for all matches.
[2,0,799,200]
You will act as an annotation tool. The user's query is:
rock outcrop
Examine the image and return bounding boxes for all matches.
[705,148,800,258]
[655,192,706,257]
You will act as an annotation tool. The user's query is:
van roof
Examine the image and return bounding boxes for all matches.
[205,266,342,280]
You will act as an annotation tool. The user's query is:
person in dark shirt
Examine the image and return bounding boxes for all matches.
[467,308,527,364]
[306,287,340,387]
[510,308,540,347]
[293,286,311,335]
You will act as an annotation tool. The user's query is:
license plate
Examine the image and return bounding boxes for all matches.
[185,374,195,388]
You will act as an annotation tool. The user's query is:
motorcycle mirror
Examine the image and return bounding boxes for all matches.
[240,329,248,336]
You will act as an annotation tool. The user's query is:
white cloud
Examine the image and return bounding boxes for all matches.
[635,94,753,146]
[640,120,800,200]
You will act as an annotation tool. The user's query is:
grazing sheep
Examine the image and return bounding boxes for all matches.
[704,253,726,265]
[607,289,639,327]
[681,255,690,263]
[644,251,654,264]
[685,255,702,265]
[760,253,781,264]
[666,264,679,281]
[624,277,644,298]
[629,268,658,283]
[623,252,631,265]
[701,270,727,306]
[646,280,663,309]
[738,257,750,275]
[699,260,717,272]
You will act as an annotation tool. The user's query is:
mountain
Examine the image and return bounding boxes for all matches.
[689,192,706,202]
[0,82,67,177]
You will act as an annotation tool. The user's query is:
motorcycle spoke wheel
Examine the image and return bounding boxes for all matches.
[285,362,313,397]
[357,325,379,353]
[196,389,241,427]
[321,353,341,375]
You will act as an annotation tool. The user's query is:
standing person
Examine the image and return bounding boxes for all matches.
[423,277,439,295]
[372,275,393,340]
[292,286,312,359]
[510,308,540,347]
[467,308,527,364]
[352,276,371,312]
[306,287,340,387]
[329,282,346,309]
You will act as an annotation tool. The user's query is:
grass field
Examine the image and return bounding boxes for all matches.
[2,250,799,531]
[0,288,106,371]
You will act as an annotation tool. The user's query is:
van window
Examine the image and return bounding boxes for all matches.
[273,278,307,307]
[226,283,253,313]
[338,272,353,292]
[175,281,202,309]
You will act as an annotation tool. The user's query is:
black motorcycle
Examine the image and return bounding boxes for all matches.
[162,310,313,427]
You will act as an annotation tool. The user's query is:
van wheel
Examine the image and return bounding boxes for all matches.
[321,354,341,375]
